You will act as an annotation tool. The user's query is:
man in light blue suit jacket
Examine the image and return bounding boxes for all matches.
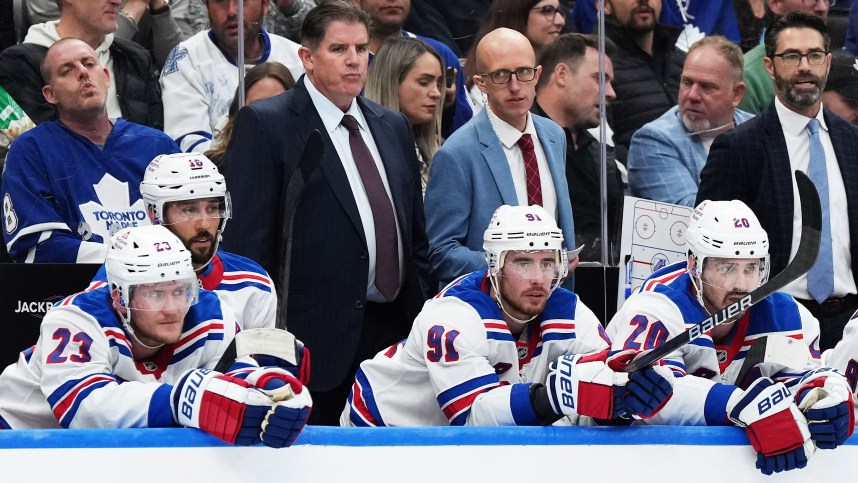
[628,36,753,207]
[424,28,575,288]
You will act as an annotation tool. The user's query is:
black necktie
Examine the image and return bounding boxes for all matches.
[341,114,400,301]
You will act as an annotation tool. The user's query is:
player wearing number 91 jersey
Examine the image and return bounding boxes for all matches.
[0,226,311,447]
[607,200,854,475]
[341,205,674,427]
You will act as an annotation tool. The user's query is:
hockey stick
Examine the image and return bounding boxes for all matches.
[733,335,812,390]
[214,130,324,373]
[623,170,821,373]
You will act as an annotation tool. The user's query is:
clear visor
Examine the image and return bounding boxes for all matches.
[161,194,232,226]
[128,278,199,312]
[497,250,565,285]
[699,257,768,293]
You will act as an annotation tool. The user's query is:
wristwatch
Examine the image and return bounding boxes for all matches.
[150,0,170,15]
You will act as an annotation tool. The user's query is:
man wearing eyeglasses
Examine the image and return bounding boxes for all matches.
[699,12,858,352]
[739,0,830,115]
[424,27,576,289]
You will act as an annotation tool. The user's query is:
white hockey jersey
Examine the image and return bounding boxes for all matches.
[342,270,610,427]
[160,29,304,153]
[823,312,858,405]
[608,261,821,425]
[92,250,276,330]
[0,283,240,429]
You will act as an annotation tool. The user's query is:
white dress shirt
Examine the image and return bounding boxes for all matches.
[305,77,404,302]
[776,98,856,299]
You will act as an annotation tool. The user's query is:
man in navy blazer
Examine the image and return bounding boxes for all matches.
[223,2,430,425]
[698,13,858,351]
[425,28,576,288]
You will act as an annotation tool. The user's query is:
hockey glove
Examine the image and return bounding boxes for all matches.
[793,368,855,450]
[253,338,311,386]
[727,377,815,475]
[544,350,674,420]
[244,367,313,448]
[606,350,674,419]
[171,368,275,445]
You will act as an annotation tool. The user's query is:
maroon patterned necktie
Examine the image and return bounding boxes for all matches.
[341,114,400,301]
[516,134,542,206]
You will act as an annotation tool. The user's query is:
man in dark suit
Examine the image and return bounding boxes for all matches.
[698,12,858,351]
[223,2,430,425]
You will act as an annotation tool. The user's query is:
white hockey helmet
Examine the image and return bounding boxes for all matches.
[484,204,568,276]
[140,152,231,228]
[106,225,199,319]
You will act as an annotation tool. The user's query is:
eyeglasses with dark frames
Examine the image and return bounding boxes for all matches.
[479,67,538,84]
[772,50,829,67]
[531,5,567,20]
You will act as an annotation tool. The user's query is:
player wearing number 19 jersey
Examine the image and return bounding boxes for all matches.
[342,205,675,427]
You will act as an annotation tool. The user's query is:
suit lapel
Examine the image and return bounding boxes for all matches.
[291,79,367,242]
[825,110,858,268]
[476,111,518,205]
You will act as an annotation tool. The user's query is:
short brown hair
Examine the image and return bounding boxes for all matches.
[688,35,744,83]
[301,1,371,51]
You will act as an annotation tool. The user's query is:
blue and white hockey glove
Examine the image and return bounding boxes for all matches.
[171,368,276,445]
[544,350,674,421]
[244,367,313,448]
[727,377,815,475]
[793,368,855,450]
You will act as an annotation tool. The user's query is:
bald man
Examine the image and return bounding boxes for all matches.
[424,27,576,288]
[1,38,179,263]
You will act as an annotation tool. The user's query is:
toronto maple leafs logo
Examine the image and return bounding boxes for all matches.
[162,45,189,77]
[78,174,150,243]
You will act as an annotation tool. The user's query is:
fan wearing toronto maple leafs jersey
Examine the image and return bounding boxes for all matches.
[1,119,180,263]
[342,205,675,427]
[607,200,855,476]
[0,226,312,449]
[91,153,277,331]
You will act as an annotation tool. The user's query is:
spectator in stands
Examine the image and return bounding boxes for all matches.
[735,0,774,52]
[205,61,295,169]
[19,0,185,69]
[425,27,576,288]
[114,0,184,68]
[365,37,443,195]
[821,52,858,124]
[0,0,164,128]
[740,0,829,114]
[463,0,567,110]
[403,0,490,56]
[533,33,623,264]
[1,38,179,263]
[600,0,686,165]
[351,0,471,137]
[573,0,741,46]
[160,0,303,153]
[628,36,752,207]
[185,0,317,42]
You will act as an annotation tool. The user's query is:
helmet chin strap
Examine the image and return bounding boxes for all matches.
[488,273,540,324]
[115,303,165,351]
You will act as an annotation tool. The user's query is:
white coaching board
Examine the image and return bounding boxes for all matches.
[617,197,693,310]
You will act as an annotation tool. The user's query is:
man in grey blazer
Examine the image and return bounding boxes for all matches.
[425,27,576,288]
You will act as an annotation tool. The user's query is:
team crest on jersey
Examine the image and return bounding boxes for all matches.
[142,362,158,372]
[716,349,728,364]
[517,345,529,360]
[78,174,150,242]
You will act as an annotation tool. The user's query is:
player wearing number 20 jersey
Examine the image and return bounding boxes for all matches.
[607,200,821,426]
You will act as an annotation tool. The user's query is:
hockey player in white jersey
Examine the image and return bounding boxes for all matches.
[342,205,674,427]
[92,153,308,381]
[824,311,858,406]
[608,199,854,474]
[0,226,311,448]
